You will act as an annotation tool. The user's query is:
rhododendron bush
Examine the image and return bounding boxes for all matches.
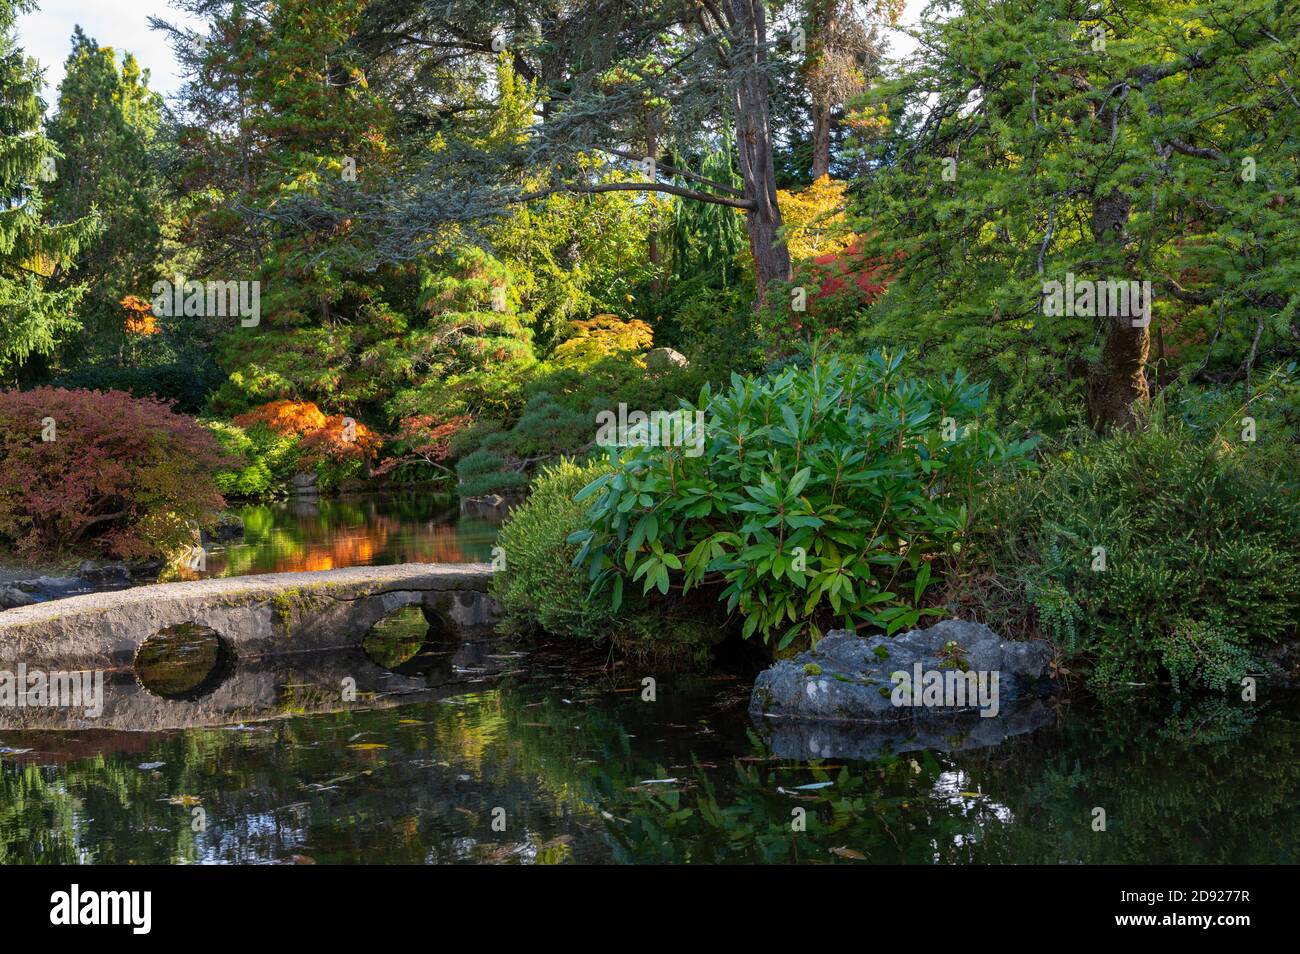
[0,388,229,558]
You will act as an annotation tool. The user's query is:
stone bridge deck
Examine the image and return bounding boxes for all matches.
[0,563,498,671]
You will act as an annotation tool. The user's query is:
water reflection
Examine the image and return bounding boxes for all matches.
[1,648,1296,864]
[176,492,501,579]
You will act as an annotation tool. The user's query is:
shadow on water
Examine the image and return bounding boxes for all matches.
[1,616,1297,863]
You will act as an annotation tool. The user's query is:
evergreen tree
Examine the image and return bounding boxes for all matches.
[329,1,799,300]
[852,0,1300,430]
[0,0,97,383]
[44,27,165,365]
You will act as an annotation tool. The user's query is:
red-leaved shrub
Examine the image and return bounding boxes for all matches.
[0,388,229,559]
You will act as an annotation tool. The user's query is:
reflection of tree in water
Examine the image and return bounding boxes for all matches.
[497,691,1300,865]
[2,683,1296,864]
[179,494,498,578]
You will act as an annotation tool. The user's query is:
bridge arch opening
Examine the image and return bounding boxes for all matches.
[135,623,234,700]
[361,605,435,671]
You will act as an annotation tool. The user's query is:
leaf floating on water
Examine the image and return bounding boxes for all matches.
[347,743,388,751]
[166,795,202,807]
[397,720,426,726]
[830,846,867,860]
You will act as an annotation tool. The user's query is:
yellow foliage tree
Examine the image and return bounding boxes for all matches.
[550,314,654,369]
[776,176,859,262]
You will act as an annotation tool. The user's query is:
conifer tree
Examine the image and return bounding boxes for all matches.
[44,27,165,363]
[853,0,1300,430]
[0,0,97,383]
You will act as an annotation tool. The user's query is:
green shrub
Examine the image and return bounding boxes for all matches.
[455,448,529,497]
[966,405,1300,692]
[205,420,301,498]
[493,459,622,641]
[52,360,222,415]
[447,417,504,458]
[569,349,1036,650]
[507,394,592,457]
[493,459,721,667]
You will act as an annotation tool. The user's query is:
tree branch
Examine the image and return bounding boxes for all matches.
[516,181,753,209]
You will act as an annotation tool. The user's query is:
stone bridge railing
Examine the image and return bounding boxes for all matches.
[0,563,498,672]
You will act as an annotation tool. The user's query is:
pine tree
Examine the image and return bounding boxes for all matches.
[0,0,98,383]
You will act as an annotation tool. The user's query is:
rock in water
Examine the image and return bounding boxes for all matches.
[201,512,246,545]
[750,619,1054,724]
[290,472,319,496]
[76,561,133,587]
[0,585,38,610]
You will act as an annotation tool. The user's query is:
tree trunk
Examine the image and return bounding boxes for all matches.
[1086,188,1149,430]
[810,100,831,179]
[725,0,792,302]
[646,119,662,297]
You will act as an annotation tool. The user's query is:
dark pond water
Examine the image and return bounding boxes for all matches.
[1,620,1296,864]
[181,492,503,578]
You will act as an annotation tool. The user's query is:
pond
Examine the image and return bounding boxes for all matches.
[1,627,1295,864]
[183,492,504,578]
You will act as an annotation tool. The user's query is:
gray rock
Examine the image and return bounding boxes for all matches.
[201,512,246,545]
[127,558,166,582]
[0,585,38,610]
[755,698,1057,761]
[290,472,319,495]
[644,347,688,371]
[750,619,1054,725]
[77,561,133,587]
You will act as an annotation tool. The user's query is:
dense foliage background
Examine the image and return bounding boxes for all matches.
[1,0,1296,689]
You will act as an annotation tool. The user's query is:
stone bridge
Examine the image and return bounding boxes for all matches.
[0,563,498,672]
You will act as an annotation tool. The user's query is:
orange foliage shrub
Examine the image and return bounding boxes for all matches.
[121,294,160,336]
[233,400,328,436]
[777,176,859,262]
[234,400,381,468]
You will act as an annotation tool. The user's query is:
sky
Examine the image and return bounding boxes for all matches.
[15,0,928,107]
[16,0,202,104]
